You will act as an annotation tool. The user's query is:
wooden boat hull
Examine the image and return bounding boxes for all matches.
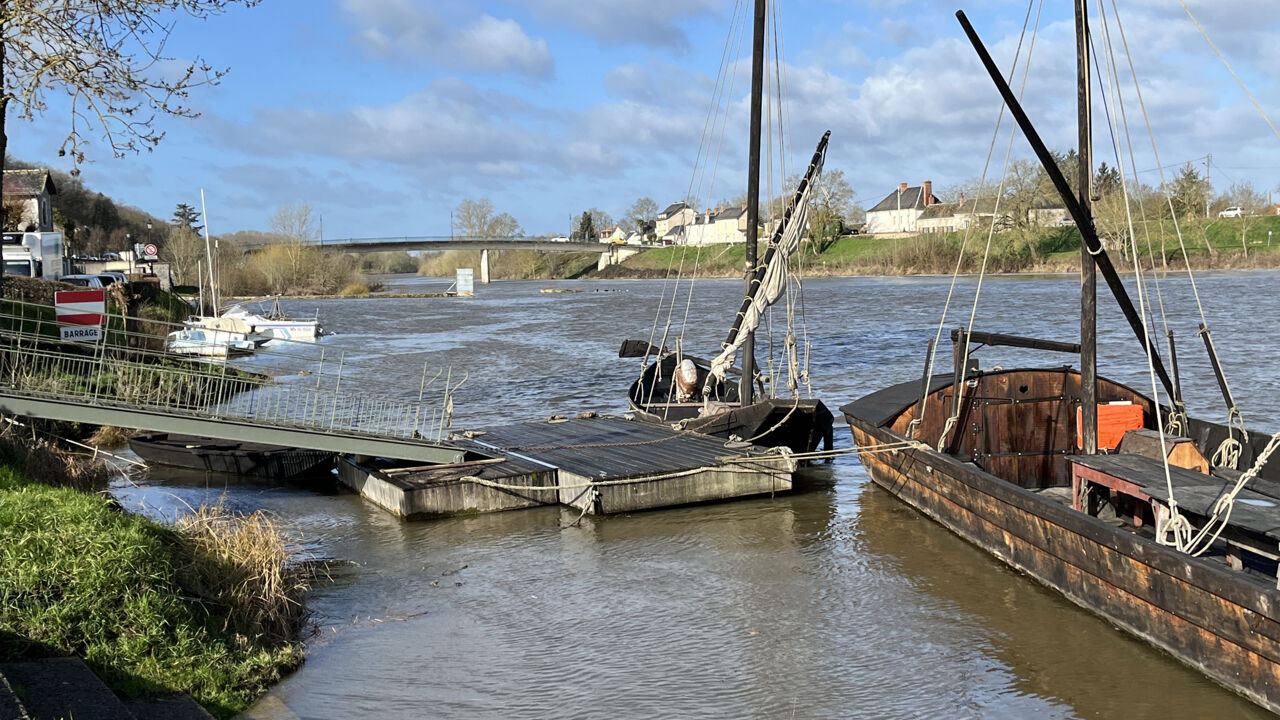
[129,432,335,479]
[842,371,1280,714]
[627,353,833,455]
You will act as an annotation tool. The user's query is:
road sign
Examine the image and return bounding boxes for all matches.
[135,242,159,260]
[55,289,105,342]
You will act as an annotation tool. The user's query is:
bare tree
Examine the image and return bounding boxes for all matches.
[3,0,258,170]
[1,0,258,296]
[453,198,522,238]
[625,197,659,236]
[270,202,318,244]
[1226,182,1268,215]
[267,202,317,292]
[587,208,613,234]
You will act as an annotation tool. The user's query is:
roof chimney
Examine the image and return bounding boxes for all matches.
[923,180,933,206]
[898,182,908,195]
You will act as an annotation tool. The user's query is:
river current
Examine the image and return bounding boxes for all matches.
[113,270,1280,719]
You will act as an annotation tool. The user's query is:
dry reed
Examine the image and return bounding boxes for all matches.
[175,503,312,645]
[0,421,111,492]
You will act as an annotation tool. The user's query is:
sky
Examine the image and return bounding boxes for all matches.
[7,0,1280,239]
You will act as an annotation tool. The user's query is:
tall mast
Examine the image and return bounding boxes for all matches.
[741,0,766,405]
[1076,0,1098,455]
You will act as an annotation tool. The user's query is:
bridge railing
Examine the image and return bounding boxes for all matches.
[0,300,458,441]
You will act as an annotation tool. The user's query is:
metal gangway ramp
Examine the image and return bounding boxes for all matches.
[0,298,471,464]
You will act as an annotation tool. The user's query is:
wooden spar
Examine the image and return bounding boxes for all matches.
[741,0,766,406]
[949,329,1081,354]
[719,131,830,359]
[954,11,1175,401]
[1076,0,1098,456]
[1168,329,1186,412]
[1198,322,1241,422]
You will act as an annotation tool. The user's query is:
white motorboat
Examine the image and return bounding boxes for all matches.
[166,328,255,358]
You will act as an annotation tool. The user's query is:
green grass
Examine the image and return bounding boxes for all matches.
[607,215,1280,277]
[0,454,302,718]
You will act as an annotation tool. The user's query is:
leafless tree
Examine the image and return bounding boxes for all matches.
[1,0,258,295]
[453,198,522,238]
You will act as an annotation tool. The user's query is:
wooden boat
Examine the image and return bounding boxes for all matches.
[842,8,1280,714]
[626,348,833,455]
[129,432,335,479]
[622,0,833,456]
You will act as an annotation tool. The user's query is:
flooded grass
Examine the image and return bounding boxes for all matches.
[0,436,309,718]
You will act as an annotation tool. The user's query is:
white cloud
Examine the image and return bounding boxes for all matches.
[520,0,721,51]
[341,0,553,77]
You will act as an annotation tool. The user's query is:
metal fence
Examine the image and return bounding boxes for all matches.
[0,299,458,442]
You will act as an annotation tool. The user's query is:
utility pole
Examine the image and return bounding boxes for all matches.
[1205,153,1211,218]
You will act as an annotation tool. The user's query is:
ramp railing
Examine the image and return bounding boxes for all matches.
[0,299,459,442]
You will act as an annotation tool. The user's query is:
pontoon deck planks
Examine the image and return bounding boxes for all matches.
[337,416,796,518]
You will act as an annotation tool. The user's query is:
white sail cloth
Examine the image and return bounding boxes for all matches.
[708,164,821,383]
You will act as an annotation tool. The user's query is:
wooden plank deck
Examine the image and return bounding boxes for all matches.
[1072,454,1280,539]
[337,416,797,518]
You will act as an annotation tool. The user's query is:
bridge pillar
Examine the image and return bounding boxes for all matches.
[480,248,491,284]
[598,245,642,271]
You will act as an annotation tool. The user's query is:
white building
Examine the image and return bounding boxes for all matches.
[656,201,696,238]
[865,180,940,234]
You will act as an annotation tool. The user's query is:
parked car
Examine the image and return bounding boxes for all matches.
[99,271,128,284]
[61,274,105,288]
[1219,206,1244,218]
[101,252,121,261]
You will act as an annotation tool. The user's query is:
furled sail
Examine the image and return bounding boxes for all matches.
[708,131,830,384]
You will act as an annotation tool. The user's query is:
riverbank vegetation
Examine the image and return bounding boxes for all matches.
[418,249,600,280]
[0,430,309,718]
[595,214,1280,279]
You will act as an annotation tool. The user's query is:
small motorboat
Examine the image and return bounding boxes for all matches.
[166,328,256,357]
[128,432,335,479]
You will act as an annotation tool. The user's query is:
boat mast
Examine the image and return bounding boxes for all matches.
[1076,0,1098,455]
[741,0,766,405]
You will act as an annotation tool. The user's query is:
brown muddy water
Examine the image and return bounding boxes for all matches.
[112,271,1280,719]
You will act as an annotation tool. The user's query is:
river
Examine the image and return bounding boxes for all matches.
[112,270,1280,719]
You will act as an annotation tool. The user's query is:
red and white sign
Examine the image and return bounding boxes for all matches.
[55,289,105,342]
[143,243,159,258]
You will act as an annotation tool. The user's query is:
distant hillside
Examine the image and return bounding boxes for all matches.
[6,155,164,256]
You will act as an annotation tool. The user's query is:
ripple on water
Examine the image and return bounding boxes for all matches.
[120,274,1279,719]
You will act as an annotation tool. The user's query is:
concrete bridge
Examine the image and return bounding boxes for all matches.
[242,235,653,283]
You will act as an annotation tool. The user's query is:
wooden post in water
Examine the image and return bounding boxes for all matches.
[740,0,766,406]
[1076,0,1098,456]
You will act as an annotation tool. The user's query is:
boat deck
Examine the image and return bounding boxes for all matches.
[1071,453,1280,580]
[338,416,796,518]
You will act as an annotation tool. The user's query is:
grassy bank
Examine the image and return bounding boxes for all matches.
[599,214,1280,278]
[0,439,308,718]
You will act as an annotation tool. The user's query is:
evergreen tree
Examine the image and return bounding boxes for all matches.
[1094,162,1122,197]
[1168,163,1210,220]
[573,211,596,241]
[172,203,203,235]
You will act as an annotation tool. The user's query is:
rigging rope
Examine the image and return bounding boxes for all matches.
[938,0,1045,452]
[1096,0,1184,536]
[913,0,1038,441]
[1177,0,1280,145]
